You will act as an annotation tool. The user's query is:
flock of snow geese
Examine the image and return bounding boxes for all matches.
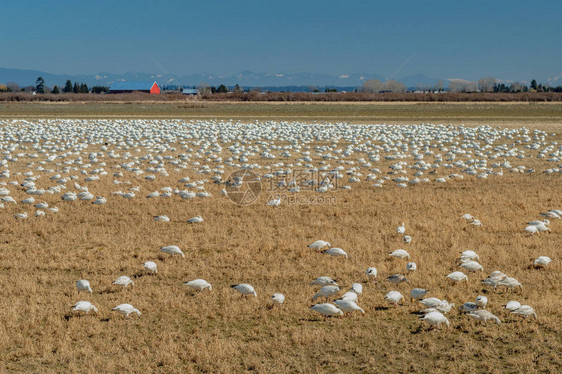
[0,119,558,328]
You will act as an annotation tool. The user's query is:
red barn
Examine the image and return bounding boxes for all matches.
[108,81,161,94]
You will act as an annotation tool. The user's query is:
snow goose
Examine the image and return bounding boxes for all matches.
[160,245,185,257]
[533,256,552,268]
[113,276,134,289]
[384,291,404,306]
[420,311,449,328]
[387,274,409,285]
[366,267,377,280]
[112,304,141,318]
[310,303,343,317]
[312,285,340,301]
[71,301,98,315]
[143,261,158,274]
[231,284,257,297]
[446,271,468,283]
[410,288,428,301]
[321,248,348,258]
[350,283,362,295]
[185,279,212,292]
[511,305,537,319]
[187,216,204,223]
[467,310,501,325]
[310,276,337,286]
[389,249,410,259]
[334,299,365,315]
[271,293,285,306]
[503,300,521,312]
[406,262,417,272]
[460,261,483,272]
[307,240,331,250]
[76,279,93,293]
[396,222,405,235]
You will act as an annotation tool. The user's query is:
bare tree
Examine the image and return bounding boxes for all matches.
[197,82,211,95]
[510,82,523,93]
[361,79,383,93]
[382,80,406,93]
[6,82,20,92]
[478,77,496,92]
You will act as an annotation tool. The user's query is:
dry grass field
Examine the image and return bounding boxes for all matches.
[0,111,560,373]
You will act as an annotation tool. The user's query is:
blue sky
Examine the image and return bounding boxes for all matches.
[2,0,561,83]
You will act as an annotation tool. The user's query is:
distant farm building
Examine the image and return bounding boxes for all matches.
[108,81,161,94]
[182,88,198,95]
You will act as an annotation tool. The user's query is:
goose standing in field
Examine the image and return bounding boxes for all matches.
[406,262,417,272]
[511,305,537,319]
[366,267,377,280]
[334,299,365,315]
[112,304,141,318]
[384,291,404,306]
[113,276,134,289]
[469,219,482,226]
[467,310,501,325]
[231,284,257,297]
[310,276,338,286]
[71,301,98,315]
[143,261,158,274]
[533,256,552,268]
[396,222,406,235]
[503,300,521,312]
[446,271,468,283]
[460,260,484,272]
[410,288,428,301]
[271,293,285,306]
[461,214,474,220]
[187,215,204,223]
[459,250,479,262]
[420,297,443,308]
[312,285,340,301]
[387,274,409,285]
[403,235,412,244]
[420,311,450,328]
[475,295,488,308]
[350,283,363,295]
[525,225,539,234]
[76,279,93,293]
[184,279,212,292]
[307,240,331,251]
[160,245,185,257]
[321,248,348,258]
[459,301,479,313]
[310,303,343,317]
[498,276,522,292]
[154,215,170,222]
[389,249,410,259]
[339,291,359,302]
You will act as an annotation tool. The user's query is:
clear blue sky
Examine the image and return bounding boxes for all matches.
[2,0,561,83]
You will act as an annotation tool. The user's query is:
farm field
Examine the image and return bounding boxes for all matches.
[0,113,560,373]
[1,101,562,125]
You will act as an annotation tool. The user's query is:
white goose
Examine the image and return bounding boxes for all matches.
[112,304,141,318]
[72,301,98,315]
[160,245,185,257]
[184,279,212,292]
[231,284,257,297]
[310,303,343,317]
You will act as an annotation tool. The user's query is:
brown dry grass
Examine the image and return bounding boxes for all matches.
[0,121,560,373]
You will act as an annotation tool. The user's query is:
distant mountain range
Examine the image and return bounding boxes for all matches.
[0,67,443,90]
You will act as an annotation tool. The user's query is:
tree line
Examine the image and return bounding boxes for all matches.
[0,77,108,94]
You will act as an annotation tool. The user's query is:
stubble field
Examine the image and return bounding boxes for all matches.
[0,103,560,373]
